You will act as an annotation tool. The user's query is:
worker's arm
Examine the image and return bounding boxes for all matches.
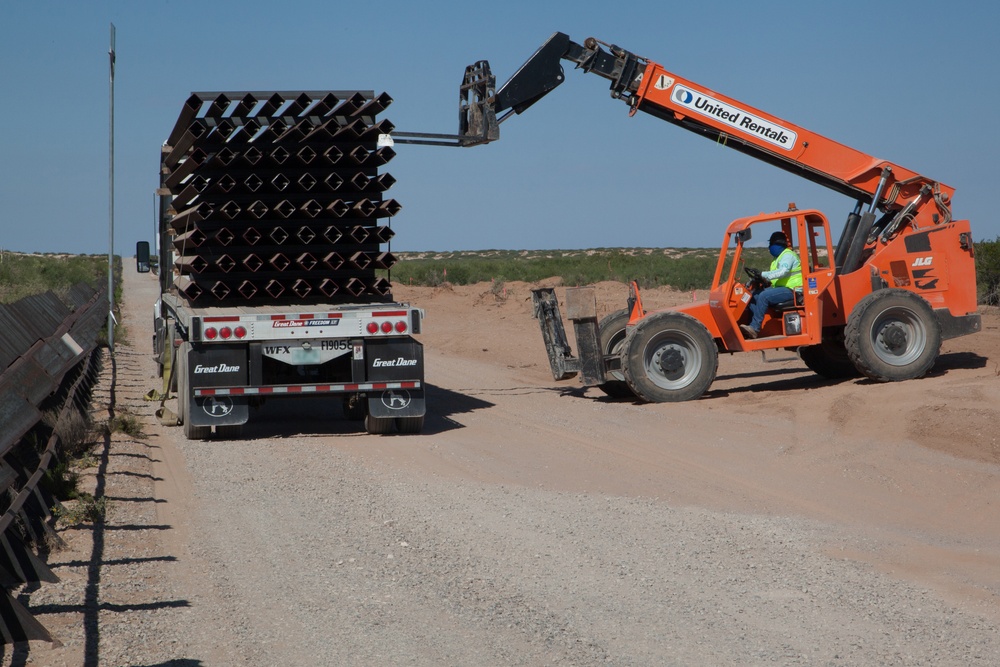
[761,253,799,282]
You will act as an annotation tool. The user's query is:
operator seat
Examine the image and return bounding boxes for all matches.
[771,287,804,312]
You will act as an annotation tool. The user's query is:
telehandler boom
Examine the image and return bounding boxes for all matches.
[435,32,980,401]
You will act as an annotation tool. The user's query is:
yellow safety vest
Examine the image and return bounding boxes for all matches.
[770,248,803,289]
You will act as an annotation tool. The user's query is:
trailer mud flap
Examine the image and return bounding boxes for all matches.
[186,394,249,427]
[367,388,425,419]
[186,344,249,426]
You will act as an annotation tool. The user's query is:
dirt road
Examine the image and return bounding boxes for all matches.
[20,268,1000,666]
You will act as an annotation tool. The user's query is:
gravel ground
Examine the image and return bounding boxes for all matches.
[165,438,997,667]
[4,268,999,666]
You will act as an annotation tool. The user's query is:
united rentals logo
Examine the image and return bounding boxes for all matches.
[672,85,797,151]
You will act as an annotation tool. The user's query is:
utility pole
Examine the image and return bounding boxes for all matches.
[108,23,116,353]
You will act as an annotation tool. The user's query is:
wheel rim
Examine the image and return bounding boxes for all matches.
[641,329,703,390]
[869,306,927,366]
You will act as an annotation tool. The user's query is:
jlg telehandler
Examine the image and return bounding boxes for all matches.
[397,32,981,401]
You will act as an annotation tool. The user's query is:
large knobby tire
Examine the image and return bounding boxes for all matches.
[622,311,718,402]
[797,329,860,379]
[845,289,941,382]
[596,308,635,399]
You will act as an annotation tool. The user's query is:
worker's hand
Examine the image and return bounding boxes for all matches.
[744,267,771,289]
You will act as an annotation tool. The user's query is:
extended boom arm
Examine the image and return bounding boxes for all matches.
[454,32,955,250]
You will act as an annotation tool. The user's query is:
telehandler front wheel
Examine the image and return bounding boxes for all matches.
[845,289,941,382]
[597,308,635,399]
[622,311,718,403]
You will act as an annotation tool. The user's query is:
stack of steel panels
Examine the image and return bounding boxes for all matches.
[161,90,400,304]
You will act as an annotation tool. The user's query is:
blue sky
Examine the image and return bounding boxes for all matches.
[1,0,997,254]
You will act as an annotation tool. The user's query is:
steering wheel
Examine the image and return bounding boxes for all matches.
[743,266,771,289]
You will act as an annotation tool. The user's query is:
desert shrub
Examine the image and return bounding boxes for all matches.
[0,252,111,303]
[108,410,144,437]
[976,237,1000,305]
[52,494,107,526]
[385,249,724,290]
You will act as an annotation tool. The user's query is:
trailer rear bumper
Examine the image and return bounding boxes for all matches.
[193,380,422,398]
[187,380,425,427]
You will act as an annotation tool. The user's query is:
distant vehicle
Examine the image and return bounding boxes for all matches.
[135,240,151,273]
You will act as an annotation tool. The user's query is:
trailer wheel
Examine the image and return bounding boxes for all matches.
[622,312,718,402]
[845,290,941,382]
[395,416,425,434]
[177,343,211,440]
[797,330,859,379]
[183,420,212,440]
[176,342,187,426]
[597,308,635,398]
[365,414,395,435]
[168,324,179,394]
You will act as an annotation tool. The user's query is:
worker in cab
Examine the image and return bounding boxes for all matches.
[740,231,802,339]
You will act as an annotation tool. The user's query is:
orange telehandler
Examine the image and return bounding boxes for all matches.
[398,32,981,401]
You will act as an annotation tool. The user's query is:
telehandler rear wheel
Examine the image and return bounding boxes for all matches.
[597,308,635,399]
[797,329,859,379]
[845,289,941,382]
[622,311,718,402]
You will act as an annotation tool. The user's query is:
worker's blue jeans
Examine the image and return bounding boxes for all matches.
[748,286,793,332]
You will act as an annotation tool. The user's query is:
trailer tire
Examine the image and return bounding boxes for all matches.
[168,324,179,394]
[797,329,859,379]
[622,311,718,402]
[183,420,212,440]
[845,289,941,382]
[395,416,425,434]
[177,343,211,440]
[597,309,636,399]
[365,414,395,435]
